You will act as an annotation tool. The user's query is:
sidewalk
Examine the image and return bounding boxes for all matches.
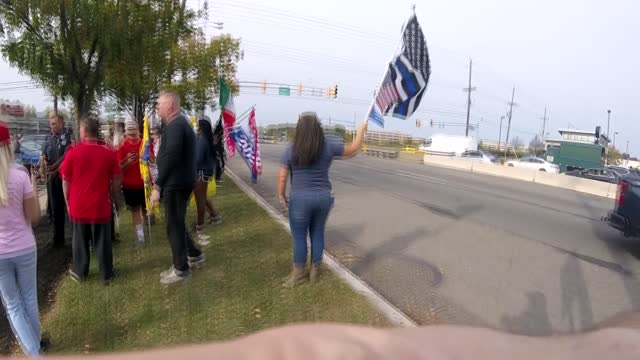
[39,177,386,354]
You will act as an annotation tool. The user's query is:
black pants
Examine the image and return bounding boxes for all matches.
[47,175,66,246]
[164,188,201,272]
[215,160,224,182]
[72,222,114,281]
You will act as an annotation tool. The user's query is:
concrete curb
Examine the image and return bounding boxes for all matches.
[226,169,417,328]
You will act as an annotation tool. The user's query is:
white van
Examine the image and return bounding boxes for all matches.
[419,134,478,156]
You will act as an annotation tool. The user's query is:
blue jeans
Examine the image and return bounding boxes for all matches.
[0,250,40,357]
[289,192,334,266]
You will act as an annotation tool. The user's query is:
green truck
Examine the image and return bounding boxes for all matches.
[545,142,606,173]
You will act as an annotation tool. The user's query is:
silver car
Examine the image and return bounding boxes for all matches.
[460,150,498,164]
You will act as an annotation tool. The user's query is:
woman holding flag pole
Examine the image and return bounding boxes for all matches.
[278,112,368,287]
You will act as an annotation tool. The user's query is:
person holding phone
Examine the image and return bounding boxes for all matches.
[0,121,46,356]
[117,120,147,245]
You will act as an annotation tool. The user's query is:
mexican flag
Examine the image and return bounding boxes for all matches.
[220,79,236,157]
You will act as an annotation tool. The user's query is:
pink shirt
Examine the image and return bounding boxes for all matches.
[0,164,36,256]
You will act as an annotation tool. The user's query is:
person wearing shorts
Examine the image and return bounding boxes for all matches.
[117,120,147,244]
[194,117,222,246]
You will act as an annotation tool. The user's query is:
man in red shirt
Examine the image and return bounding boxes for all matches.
[60,116,121,284]
[117,120,146,244]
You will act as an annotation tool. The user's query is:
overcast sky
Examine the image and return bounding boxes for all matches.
[1,0,638,153]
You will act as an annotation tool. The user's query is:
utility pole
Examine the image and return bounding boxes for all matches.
[463,58,476,137]
[504,86,516,158]
[498,115,505,154]
[540,107,547,140]
[626,140,629,155]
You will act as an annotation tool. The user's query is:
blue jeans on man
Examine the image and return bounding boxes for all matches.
[288,192,334,266]
[0,250,41,356]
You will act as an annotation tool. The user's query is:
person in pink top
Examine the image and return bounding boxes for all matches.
[0,121,44,357]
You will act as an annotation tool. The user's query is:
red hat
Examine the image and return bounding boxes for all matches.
[0,121,9,145]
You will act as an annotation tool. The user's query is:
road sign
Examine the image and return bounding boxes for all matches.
[278,87,290,96]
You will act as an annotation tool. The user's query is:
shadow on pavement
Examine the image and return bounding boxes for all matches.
[560,254,594,332]
[501,291,553,336]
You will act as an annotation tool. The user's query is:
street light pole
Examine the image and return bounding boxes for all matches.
[607,109,611,145]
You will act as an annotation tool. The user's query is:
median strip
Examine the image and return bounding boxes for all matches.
[40,176,387,354]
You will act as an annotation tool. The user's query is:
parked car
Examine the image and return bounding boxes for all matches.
[605,176,640,238]
[17,141,41,167]
[607,166,632,178]
[460,150,498,164]
[565,168,620,183]
[419,134,477,156]
[505,156,560,173]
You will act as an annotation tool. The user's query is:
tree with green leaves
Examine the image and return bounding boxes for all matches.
[0,0,117,129]
[0,0,241,131]
[102,0,241,124]
[171,33,242,112]
[102,0,196,124]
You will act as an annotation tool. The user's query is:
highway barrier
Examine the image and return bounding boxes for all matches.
[398,151,424,164]
[422,154,617,199]
[362,147,399,159]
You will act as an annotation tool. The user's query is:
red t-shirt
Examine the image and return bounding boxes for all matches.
[60,139,121,224]
[117,138,144,189]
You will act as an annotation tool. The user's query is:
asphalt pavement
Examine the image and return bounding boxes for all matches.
[228,143,640,335]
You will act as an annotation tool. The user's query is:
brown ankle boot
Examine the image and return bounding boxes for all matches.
[283,265,307,288]
[310,263,322,283]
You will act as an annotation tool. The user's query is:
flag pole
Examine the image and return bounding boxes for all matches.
[235,105,257,125]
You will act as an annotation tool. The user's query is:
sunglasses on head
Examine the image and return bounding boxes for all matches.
[298,111,318,120]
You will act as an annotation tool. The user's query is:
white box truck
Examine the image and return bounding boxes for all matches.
[419,134,478,156]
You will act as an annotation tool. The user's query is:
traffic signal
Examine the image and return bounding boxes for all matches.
[333,85,338,99]
[430,119,433,127]
[416,119,421,128]
[262,80,267,94]
[326,87,331,97]
[297,83,302,96]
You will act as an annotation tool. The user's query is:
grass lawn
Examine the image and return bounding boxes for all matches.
[41,176,386,355]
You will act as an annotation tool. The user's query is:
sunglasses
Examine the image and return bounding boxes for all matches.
[298,111,318,120]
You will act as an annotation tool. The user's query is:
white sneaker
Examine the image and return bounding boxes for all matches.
[197,232,210,246]
[160,266,175,278]
[160,269,191,285]
[188,253,206,268]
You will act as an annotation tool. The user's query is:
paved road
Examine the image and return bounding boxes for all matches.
[228,143,640,335]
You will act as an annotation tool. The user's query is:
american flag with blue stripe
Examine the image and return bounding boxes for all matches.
[368,13,431,128]
[229,122,261,183]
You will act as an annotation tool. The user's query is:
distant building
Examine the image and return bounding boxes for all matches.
[0,101,25,117]
[365,130,425,145]
[544,127,609,150]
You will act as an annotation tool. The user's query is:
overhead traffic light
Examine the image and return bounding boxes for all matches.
[333,85,338,99]
[430,119,433,127]
[262,80,267,94]
[326,87,331,97]
[297,83,303,96]
[416,119,422,128]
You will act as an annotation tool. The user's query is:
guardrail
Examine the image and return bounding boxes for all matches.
[422,154,616,199]
[361,146,398,159]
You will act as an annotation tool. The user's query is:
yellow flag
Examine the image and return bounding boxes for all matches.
[140,116,160,218]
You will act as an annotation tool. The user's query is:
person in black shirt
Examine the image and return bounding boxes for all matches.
[151,90,204,285]
[40,113,73,249]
